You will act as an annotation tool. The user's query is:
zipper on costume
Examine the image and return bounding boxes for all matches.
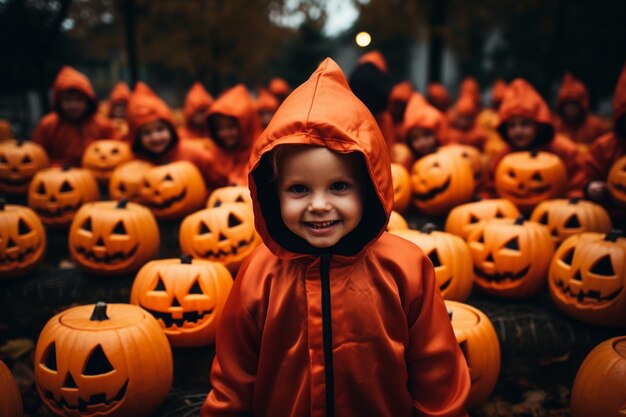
[320,253,334,417]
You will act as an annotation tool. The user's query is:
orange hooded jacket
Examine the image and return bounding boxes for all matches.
[553,73,609,144]
[206,84,263,186]
[426,82,452,112]
[201,58,469,417]
[179,82,214,139]
[33,66,117,166]
[446,91,488,150]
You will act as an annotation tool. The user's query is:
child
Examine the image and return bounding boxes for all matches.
[33,66,117,166]
[268,77,292,104]
[446,91,488,151]
[388,81,414,141]
[201,58,469,417]
[107,81,131,137]
[255,88,279,129]
[179,81,214,139]
[426,82,452,113]
[477,79,507,133]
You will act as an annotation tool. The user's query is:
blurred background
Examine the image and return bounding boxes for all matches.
[1,0,625,138]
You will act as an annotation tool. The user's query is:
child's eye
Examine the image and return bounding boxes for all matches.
[288,184,308,194]
[330,182,349,192]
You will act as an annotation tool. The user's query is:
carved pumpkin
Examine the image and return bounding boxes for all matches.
[139,161,206,220]
[0,200,46,279]
[386,211,409,231]
[130,255,233,347]
[411,150,475,215]
[495,150,567,213]
[445,198,520,241]
[81,140,133,184]
[28,166,99,227]
[179,203,262,275]
[0,359,23,417]
[445,300,500,409]
[549,231,626,326]
[439,144,484,187]
[206,185,252,208]
[467,216,554,298]
[570,336,626,417]
[0,139,49,194]
[607,155,626,208]
[390,143,413,171]
[391,224,473,301]
[69,199,159,275]
[108,160,154,202]
[34,302,172,417]
[530,197,612,247]
[390,163,411,213]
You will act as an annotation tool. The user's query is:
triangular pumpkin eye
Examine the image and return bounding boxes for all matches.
[495,210,504,218]
[83,345,114,375]
[590,255,615,276]
[235,196,245,203]
[111,148,119,155]
[189,280,203,294]
[118,182,126,192]
[63,373,77,388]
[60,180,73,193]
[81,218,93,232]
[504,237,520,250]
[112,221,127,235]
[36,182,46,195]
[18,218,31,235]
[143,179,150,188]
[199,222,210,235]
[564,215,581,229]
[561,247,575,266]
[41,342,57,371]
[428,250,442,267]
[22,155,32,163]
[531,172,543,181]
[154,274,166,291]
[539,212,549,225]
[432,162,440,168]
[469,214,479,224]
[213,200,222,207]
[508,169,516,178]
[228,213,242,228]
[163,174,173,182]
[477,233,484,243]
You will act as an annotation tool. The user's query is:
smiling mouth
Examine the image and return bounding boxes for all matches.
[34,200,83,218]
[75,244,138,264]
[0,246,37,265]
[43,380,128,414]
[611,182,626,193]
[439,277,452,291]
[144,307,213,329]
[143,189,187,209]
[553,279,622,305]
[506,184,550,198]
[414,177,451,201]
[474,265,530,283]
[201,236,255,258]
[304,220,340,229]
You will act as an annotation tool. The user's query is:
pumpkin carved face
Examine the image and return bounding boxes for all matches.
[495,151,567,213]
[608,156,626,208]
[549,231,626,326]
[82,140,133,183]
[109,160,154,202]
[69,200,159,275]
[206,185,252,208]
[445,199,521,241]
[445,300,500,409]
[130,256,233,347]
[179,203,261,274]
[0,201,46,279]
[0,139,49,194]
[386,211,409,231]
[139,161,206,220]
[390,163,411,213]
[439,144,484,187]
[28,166,99,227]
[34,302,172,417]
[411,151,475,215]
[467,217,554,298]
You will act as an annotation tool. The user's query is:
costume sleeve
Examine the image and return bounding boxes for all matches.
[406,254,470,417]
[201,260,260,417]
[585,135,614,182]
[559,140,586,198]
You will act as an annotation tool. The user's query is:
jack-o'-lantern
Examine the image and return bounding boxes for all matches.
[391,163,411,213]
[28,166,99,227]
[495,150,567,213]
[549,231,626,326]
[108,160,154,202]
[411,150,475,215]
[439,144,484,187]
[179,203,261,274]
[0,359,23,417]
[386,211,409,231]
[139,161,206,220]
[445,301,500,409]
[82,140,133,184]
[34,302,172,417]
[531,197,612,247]
[0,139,49,194]
[130,255,233,347]
[608,155,626,208]
[207,185,252,208]
[571,336,626,417]
[69,199,159,275]
[0,200,46,279]
[445,198,520,241]
[390,143,413,171]
[392,224,473,301]
[467,216,554,298]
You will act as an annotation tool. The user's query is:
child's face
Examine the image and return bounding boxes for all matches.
[408,127,438,157]
[389,100,407,124]
[506,116,538,149]
[191,106,209,129]
[213,115,240,149]
[277,146,364,248]
[140,120,172,154]
[453,113,474,131]
[59,90,88,121]
[561,101,583,123]
[109,102,127,119]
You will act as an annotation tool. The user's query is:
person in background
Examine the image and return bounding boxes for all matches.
[387,81,414,142]
[107,81,131,137]
[33,66,117,166]
[426,82,452,113]
[255,88,280,129]
[477,78,507,133]
[268,77,292,104]
[179,81,214,139]
[445,91,488,151]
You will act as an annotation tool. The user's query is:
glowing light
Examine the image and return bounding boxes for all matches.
[355,32,372,48]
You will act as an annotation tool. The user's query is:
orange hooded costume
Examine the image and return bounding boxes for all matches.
[388,81,414,139]
[426,82,452,112]
[553,73,609,144]
[33,66,117,166]
[109,81,131,108]
[206,84,263,186]
[201,58,469,417]
[446,91,488,150]
[179,81,214,139]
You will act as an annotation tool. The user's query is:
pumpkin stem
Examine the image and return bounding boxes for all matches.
[447,308,453,320]
[421,223,437,234]
[181,254,193,264]
[90,302,109,321]
[514,215,525,225]
[605,230,623,242]
[569,197,581,204]
[62,164,71,172]
[530,149,540,158]
[116,198,129,209]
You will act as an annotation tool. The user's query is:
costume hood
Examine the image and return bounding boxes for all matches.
[184,81,214,122]
[109,81,131,104]
[52,66,98,118]
[403,92,447,143]
[557,72,590,110]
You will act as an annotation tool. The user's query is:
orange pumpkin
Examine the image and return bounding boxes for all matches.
[0,139,49,193]
[439,144,484,187]
[549,231,626,326]
[82,140,133,184]
[179,203,262,275]
[530,197,612,247]
[411,150,475,215]
[108,160,154,202]
[445,198,520,241]
[139,161,206,220]
[391,224,473,301]
[34,302,172,417]
[467,216,554,298]
[69,199,160,275]
[390,163,411,213]
[0,359,23,417]
[390,143,413,170]
[130,255,233,347]
[607,155,626,208]
[28,166,100,227]
[0,200,46,279]
[206,185,252,208]
[386,210,409,231]
[445,300,500,409]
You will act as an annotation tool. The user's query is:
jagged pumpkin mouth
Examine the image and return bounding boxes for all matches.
[414,177,451,201]
[505,184,550,198]
[0,245,38,265]
[75,244,138,264]
[611,182,626,193]
[144,307,213,329]
[34,200,83,218]
[474,265,530,283]
[553,279,622,305]
[143,188,187,209]
[439,276,452,291]
[42,380,128,415]
[199,235,256,259]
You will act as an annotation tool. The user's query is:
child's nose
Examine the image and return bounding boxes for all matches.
[308,193,331,211]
